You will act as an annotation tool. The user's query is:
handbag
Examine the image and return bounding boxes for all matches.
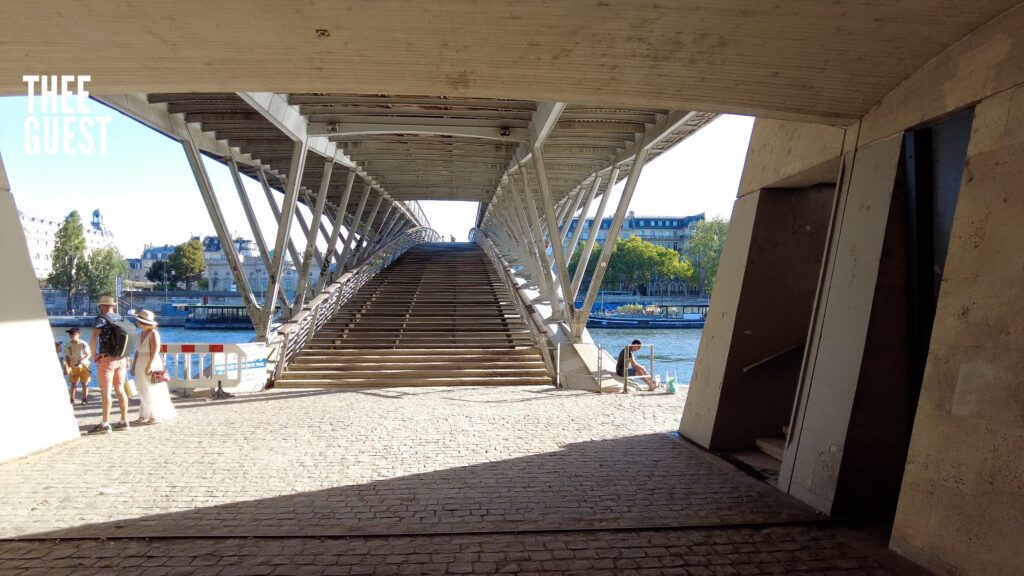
[123,378,137,397]
[150,370,170,383]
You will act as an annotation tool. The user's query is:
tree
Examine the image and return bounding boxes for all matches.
[685,217,729,295]
[571,236,695,295]
[567,242,601,291]
[169,239,206,290]
[83,246,128,301]
[146,260,177,290]
[48,211,87,313]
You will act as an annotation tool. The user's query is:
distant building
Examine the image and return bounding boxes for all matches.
[566,211,704,253]
[19,209,117,280]
[199,235,313,298]
[127,243,177,284]
[566,212,705,297]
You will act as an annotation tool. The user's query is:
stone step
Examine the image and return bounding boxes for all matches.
[275,375,553,388]
[283,367,550,378]
[755,436,786,461]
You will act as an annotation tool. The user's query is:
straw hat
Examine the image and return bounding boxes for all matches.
[135,309,158,326]
[97,295,117,306]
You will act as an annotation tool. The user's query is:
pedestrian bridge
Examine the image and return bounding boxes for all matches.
[74,91,718,391]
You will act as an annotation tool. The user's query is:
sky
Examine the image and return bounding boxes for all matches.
[0,96,753,257]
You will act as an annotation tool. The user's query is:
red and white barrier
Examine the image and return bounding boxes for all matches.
[161,342,268,393]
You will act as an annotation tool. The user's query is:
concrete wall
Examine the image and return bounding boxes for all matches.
[679,185,835,450]
[888,84,1024,576]
[0,152,80,462]
[738,120,846,196]
[678,193,759,448]
[778,134,904,513]
[718,5,1024,572]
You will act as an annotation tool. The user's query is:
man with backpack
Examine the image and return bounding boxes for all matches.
[89,295,132,434]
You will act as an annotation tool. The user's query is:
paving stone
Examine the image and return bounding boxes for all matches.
[0,386,912,574]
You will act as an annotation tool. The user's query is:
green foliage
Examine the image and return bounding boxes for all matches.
[48,211,87,312]
[684,217,729,294]
[604,236,694,292]
[615,304,645,314]
[570,235,696,294]
[145,260,177,289]
[83,246,127,301]
[567,242,601,285]
[169,239,206,290]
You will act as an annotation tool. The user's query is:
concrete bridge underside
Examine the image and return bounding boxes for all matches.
[3,2,1024,574]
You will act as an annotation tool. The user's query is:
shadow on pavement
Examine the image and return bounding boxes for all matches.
[15,432,820,540]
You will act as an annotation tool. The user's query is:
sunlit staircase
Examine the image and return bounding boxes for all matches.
[276,243,551,388]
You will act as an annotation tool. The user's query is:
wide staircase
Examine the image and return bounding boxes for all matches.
[277,243,552,388]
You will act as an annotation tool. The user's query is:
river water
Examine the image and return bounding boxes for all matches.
[52,326,703,388]
[588,328,702,384]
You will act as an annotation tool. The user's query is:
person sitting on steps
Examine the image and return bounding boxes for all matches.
[616,339,657,393]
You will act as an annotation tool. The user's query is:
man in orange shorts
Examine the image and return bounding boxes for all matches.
[89,296,131,434]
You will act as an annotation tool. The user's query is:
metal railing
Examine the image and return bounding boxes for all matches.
[470,227,556,380]
[555,342,657,392]
[270,226,441,378]
[403,200,431,229]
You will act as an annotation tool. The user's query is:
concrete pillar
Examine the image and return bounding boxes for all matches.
[679,184,835,450]
[779,133,904,513]
[889,85,1024,576]
[0,152,80,462]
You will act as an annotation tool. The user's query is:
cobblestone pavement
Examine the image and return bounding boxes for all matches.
[0,386,918,574]
[0,526,895,575]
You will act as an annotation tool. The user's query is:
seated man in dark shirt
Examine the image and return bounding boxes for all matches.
[615,339,656,392]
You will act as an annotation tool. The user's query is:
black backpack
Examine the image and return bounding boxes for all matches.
[100,313,130,358]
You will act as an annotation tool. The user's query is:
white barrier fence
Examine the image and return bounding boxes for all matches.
[161,342,268,397]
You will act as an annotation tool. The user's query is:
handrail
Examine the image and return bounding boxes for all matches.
[741,343,803,373]
[403,200,431,229]
[470,227,556,380]
[270,226,441,378]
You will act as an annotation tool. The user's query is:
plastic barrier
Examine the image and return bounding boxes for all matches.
[161,342,268,397]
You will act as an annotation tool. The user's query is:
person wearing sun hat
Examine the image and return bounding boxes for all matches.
[130,309,177,424]
[88,295,132,434]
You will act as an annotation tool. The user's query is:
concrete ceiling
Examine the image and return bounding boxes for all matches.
[3,1,1020,122]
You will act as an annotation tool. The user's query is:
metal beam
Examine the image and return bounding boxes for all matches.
[180,129,262,331]
[510,171,559,316]
[316,172,356,293]
[339,184,372,270]
[575,150,652,338]
[565,176,602,255]
[258,169,303,276]
[238,92,427,229]
[294,192,324,270]
[532,147,574,322]
[560,179,591,244]
[572,168,618,297]
[352,195,384,264]
[313,122,527,141]
[293,159,334,310]
[227,157,272,271]
[262,141,308,338]
[227,157,294,312]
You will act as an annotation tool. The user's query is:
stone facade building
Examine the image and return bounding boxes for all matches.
[19,209,117,280]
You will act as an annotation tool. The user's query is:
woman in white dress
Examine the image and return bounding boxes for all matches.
[130,309,177,424]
